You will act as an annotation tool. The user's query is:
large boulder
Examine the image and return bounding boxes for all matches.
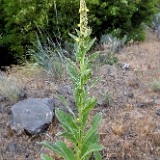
[10,98,54,135]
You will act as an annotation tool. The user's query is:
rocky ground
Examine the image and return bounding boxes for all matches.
[0,31,160,160]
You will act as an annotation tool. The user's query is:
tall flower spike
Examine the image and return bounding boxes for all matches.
[79,0,91,38]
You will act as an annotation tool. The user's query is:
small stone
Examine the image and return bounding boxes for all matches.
[156,109,160,116]
[137,100,155,108]
[0,107,3,113]
[6,143,19,153]
[127,92,134,98]
[122,63,130,70]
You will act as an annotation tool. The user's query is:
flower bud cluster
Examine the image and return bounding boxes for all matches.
[78,0,91,38]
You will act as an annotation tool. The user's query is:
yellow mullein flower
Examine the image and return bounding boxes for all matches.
[86,8,89,12]
[79,0,91,38]
[76,38,80,42]
[77,24,81,27]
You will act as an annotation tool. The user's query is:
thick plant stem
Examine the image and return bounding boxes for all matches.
[76,0,94,159]
[76,44,86,160]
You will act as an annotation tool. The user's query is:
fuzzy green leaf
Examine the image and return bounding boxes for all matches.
[81,144,104,159]
[83,72,92,84]
[56,131,77,145]
[41,153,54,160]
[81,69,91,78]
[40,141,64,158]
[56,110,78,135]
[67,61,79,82]
[75,29,81,38]
[83,97,97,115]
[40,141,76,160]
[91,112,102,127]
[87,77,100,91]
[68,33,78,41]
[58,95,75,116]
[55,141,76,160]
[82,113,89,130]
[74,45,81,61]
[88,52,99,62]
[95,151,103,160]
[85,38,96,52]
[81,131,99,157]
[83,113,102,145]
[82,113,102,148]
[73,87,81,108]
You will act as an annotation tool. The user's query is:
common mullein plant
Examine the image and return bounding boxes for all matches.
[40,0,104,159]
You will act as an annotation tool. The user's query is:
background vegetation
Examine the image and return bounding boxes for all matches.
[0,0,159,66]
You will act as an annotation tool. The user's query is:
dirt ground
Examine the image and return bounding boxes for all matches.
[0,31,160,160]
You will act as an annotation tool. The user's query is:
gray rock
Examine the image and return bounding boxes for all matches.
[6,143,19,153]
[58,84,73,96]
[10,98,54,135]
[122,63,130,70]
[137,100,155,108]
[156,109,160,116]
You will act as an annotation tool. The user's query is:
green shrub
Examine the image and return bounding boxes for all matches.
[40,1,104,159]
[97,52,119,66]
[29,34,66,81]
[102,91,112,106]
[0,0,54,62]
[1,0,159,63]
[48,0,160,42]
[151,79,160,92]
[100,34,127,53]
[96,34,125,66]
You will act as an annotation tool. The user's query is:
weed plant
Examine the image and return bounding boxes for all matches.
[40,0,104,159]
[97,51,119,66]
[103,91,112,106]
[100,34,127,53]
[151,79,160,92]
[29,33,66,81]
[96,34,127,65]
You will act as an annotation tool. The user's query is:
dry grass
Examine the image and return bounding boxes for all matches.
[0,74,22,103]
[1,63,59,100]
[111,30,160,159]
[98,106,160,159]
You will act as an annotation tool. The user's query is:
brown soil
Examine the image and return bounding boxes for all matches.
[0,31,160,160]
